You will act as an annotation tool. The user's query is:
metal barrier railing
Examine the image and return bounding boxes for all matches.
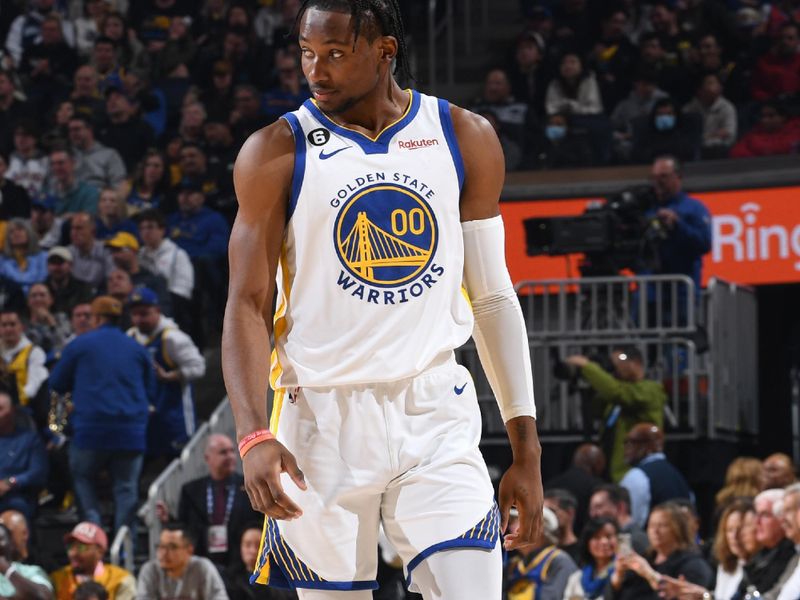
[110,525,134,573]
[514,275,696,340]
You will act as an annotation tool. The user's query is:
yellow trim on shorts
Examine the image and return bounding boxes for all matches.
[269,388,286,434]
[253,516,271,584]
[270,245,291,389]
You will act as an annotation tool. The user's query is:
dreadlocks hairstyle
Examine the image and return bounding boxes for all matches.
[295,0,413,83]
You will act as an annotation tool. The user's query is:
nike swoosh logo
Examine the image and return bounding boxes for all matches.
[454,382,468,395]
[319,146,351,160]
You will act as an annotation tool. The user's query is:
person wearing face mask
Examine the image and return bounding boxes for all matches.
[632,97,703,163]
[533,112,594,169]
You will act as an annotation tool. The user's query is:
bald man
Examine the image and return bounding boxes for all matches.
[763,453,797,490]
[176,434,259,568]
[619,423,693,527]
[545,444,606,535]
[0,511,28,562]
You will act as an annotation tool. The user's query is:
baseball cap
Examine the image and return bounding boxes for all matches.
[32,196,56,212]
[105,232,140,251]
[90,295,123,317]
[128,286,159,308]
[64,522,108,552]
[47,246,73,263]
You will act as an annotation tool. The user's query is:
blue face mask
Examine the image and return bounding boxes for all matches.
[545,125,567,141]
[655,114,676,131]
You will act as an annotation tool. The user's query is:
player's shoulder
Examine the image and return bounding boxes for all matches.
[234,118,296,176]
[440,100,498,145]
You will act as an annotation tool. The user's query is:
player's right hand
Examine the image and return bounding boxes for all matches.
[242,440,307,520]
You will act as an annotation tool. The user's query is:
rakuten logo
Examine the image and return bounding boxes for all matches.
[713,202,800,270]
[398,139,440,150]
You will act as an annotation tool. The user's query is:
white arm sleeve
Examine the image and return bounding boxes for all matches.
[462,215,536,422]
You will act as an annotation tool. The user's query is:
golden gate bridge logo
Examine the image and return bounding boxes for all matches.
[334,184,437,287]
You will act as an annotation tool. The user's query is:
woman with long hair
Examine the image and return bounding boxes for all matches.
[563,517,619,599]
[715,458,763,510]
[96,188,137,241]
[545,52,604,116]
[609,502,713,599]
[127,149,170,213]
[0,220,47,294]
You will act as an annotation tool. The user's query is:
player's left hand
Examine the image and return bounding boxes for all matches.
[498,457,544,551]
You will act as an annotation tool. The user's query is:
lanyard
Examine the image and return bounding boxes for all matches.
[206,481,235,525]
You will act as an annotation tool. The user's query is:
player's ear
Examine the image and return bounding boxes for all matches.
[379,35,398,63]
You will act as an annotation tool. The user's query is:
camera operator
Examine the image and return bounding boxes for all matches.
[564,345,666,483]
[647,155,712,321]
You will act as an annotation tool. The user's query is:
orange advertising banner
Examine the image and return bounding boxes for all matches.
[501,186,800,287]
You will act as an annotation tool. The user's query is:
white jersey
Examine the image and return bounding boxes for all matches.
[272,90,473,388]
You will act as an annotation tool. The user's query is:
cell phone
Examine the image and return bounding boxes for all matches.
[617,532,632,557]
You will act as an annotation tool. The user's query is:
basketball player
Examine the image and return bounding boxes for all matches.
[222,1,543,598]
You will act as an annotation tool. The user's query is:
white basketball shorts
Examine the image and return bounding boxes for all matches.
[250,354,499,593]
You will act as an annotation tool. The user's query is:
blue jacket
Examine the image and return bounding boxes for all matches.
[648,191,712,290]
[0,426,48,490]
[49,324,155,451]
[167,207,229,259]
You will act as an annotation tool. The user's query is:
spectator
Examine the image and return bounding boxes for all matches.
[230,83,270,144]
[609,502,713,599]
[75,581,110,600]
[564,346,666,482]
[25,283,70,354]
[647,155,712,307]
[763,483,800,599]
[5,120,46,201]
[203,116,237,203]
[504,506,578,599]
[50,521,136,600]
[100,87,156,173]
[68,115,126,191]
[46,149,100,216]
[105,270,134,327]
[544,444,605,535]
[611,70,669,161]
[45,246,94,316]
[127,150,170,214]
[0,523,52,599]
[471,68,529,148]
[136,522,229,600]
[715,457,763,512]
[177,101,206,145]
[735,489,796,597]
[636,32,684,102]
[0,510,30,563]
[0,152,31,222]
[589,8,639,111]
[619,423,693,528]
[0,391,47,522]
[91,37,125,93]
[49,296,155,536]
[223,525,297,600]
[4,0,73,67]
[0,309,48,410]
[127,287,204,457]
[175,142,234,220]
[562,517,619,600]
[0,71,33,156]
[762,453,797,490]
[263,49,310,122]
[706,499,754,600]
[691,32,747,103]
[68,213,115,289]
[730,101,800,158]
[30,197,63,250]
[168,434,259,567]
[74,0,110,58]
[506,32,547,114]
[683,73,738,158]
[17,14,78,113]
[100,12,144,72]
[69,66,105,124]
[105,232,171,313]
[476,109,525,172]
[530,112,595,169]
[200,60,235,122]
[136,209,194,337]
[95,189,138,242]
[545,52,603,116]
[59,302,93,350]
[589,484,650,555]
[632,98,703,163]
[650,1,691,68]
[543,489,580,562]
[751,22,800,101]
[0,219,47,295]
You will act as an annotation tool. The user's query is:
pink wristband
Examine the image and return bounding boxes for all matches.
[238,429,275,458]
